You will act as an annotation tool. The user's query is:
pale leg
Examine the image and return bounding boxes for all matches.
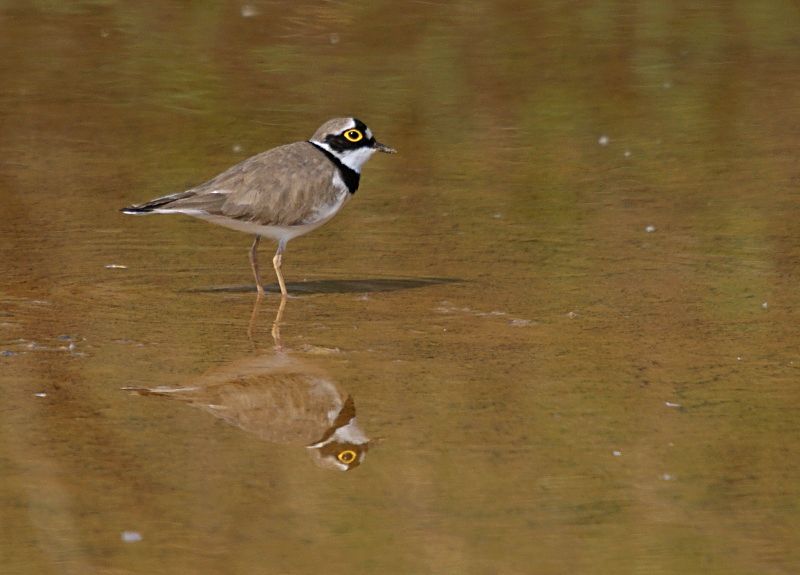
[272,240,288,298]
[246,289,287,344]
[270,296,287,348]
[249,235,265,296]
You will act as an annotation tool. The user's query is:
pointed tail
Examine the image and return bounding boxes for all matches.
[120,190,195,214]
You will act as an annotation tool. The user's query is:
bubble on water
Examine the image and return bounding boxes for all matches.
[121,531,142,543]
[34,392,48,398]
[761,301,768,309]
[645,225,656,233]
[612,450,622,457]
[665,401,681,408]
[624,149,631,158]
[660,473,675,481]
[240,4,259,18]
[598,135,610,146]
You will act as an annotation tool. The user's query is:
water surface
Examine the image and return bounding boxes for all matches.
[1,2,799,574]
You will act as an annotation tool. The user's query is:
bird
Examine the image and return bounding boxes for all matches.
[121,117,396,297]
[123,352,370,471]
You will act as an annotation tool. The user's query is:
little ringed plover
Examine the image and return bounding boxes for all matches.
[121,117,395,297]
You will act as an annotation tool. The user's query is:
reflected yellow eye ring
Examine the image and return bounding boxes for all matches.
[337,449,357,464]
[343,129,363,143]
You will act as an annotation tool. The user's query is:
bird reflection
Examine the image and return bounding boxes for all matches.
[124,300,369,471]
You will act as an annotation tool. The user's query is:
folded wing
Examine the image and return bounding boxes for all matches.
[122,142,342,227]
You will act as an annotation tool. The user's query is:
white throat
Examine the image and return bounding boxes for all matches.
[310,140,377,173]
[306,418,369,448]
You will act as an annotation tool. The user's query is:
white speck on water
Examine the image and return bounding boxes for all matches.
[299,344,341,355]
[612,450,622,457]
[566,311,578,319]
[329,33,340,45]
[662,81,672,89]
[434,302,531,328]
[240,4,259,18]
[121,531,142,543]
[492,213,503,219]
[645,225,656,233]
[34,392,47,398]
[105,264,127,269]
[100,29,110,38]
[475,310,504,317]
[660,473,675,481]
[737,356,742,361]
[665,401,681,408]
[598,135,610,146]
[624,149,631,158]
[761,301,768,309]
[232,144,243,153]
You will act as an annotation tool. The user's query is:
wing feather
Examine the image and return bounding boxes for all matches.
[123,142,343,227]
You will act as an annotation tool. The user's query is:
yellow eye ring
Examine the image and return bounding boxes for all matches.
[343,129,363,143]
[337,449,357,464]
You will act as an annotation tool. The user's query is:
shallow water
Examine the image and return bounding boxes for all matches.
[2,2,800,574]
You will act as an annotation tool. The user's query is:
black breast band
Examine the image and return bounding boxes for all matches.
[308,141,360,194]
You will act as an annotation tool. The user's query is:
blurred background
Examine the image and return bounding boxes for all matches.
[1,2,799,574]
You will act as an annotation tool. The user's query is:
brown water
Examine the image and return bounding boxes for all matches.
[2,2,800,574]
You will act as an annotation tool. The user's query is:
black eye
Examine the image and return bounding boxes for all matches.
[343,129,363,143]
[337,449,357,464]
